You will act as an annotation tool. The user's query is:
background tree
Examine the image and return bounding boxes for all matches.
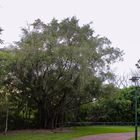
[0,27,3,44]
[86,86,140,123]
[0,48,13,132]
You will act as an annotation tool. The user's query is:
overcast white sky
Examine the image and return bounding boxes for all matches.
[0,0,140,75]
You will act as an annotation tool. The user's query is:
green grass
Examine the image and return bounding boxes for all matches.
[129,137,140,140]
[0,126,136,140]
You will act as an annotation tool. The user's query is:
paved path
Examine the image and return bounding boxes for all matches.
[74,132,140,140]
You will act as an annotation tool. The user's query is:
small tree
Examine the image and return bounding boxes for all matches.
[0,49,14,133]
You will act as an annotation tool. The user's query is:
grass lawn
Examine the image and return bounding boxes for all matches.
[130,137,140,140]
[0,126,136,140]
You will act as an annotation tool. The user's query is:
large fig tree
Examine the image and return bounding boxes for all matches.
[9,17,123,129]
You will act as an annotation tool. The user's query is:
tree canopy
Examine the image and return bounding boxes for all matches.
[0,17,124,130]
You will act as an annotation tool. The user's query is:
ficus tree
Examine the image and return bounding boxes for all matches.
[7,17,123,129]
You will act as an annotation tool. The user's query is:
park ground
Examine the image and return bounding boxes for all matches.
[0,126,140,140]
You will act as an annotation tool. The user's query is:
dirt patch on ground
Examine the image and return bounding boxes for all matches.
[0,127,72,135]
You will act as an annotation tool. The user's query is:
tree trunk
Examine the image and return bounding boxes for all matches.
[37,101,47,129]
[4,107,8,134]
[4,93,9,134]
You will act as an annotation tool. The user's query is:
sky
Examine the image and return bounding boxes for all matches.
[0,0,140,75]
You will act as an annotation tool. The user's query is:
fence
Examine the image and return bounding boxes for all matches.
[61,122,140,127]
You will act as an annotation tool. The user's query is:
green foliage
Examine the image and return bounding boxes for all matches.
[72,83,120,122]
[86,86,140,122]
[0,49,14,78]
